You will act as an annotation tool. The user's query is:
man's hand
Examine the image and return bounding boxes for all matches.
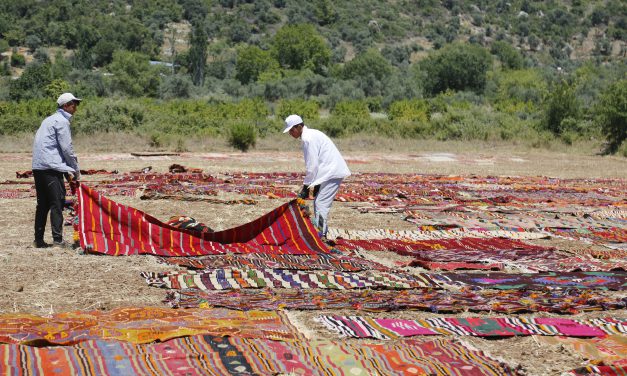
[312,185,320,197]
[298,185,309,199]
[73,171,81,182]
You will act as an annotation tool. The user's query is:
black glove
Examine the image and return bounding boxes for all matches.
[312,185,320,197]
[298,185,309,199]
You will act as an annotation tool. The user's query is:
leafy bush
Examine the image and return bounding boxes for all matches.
[388,99,429,122]
[491,41,524,70]
[331,100,369,118]
[420,43,492,96]
[10,53,25,67]
[272,24,331,74]
[542,80,581,135]
[228,122,257,152]
[595,79,627,154]
[276,98,320,122]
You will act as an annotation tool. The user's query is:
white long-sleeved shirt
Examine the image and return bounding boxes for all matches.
[32,109,79,173]
[301,126,350,187]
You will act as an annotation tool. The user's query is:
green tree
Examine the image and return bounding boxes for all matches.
[188,20,208,86]
[9,62,51,100]
[595,79,626,154]
[235,45,279,84]
[106,50,160,97]
[342,48,392,81]
[44,79,70,99]
[314,0,337,25]
[272,24,331,74]
[542,79,580,135]
[420,43,492,96]
[491,41,524,70]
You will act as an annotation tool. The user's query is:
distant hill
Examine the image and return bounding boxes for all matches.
[0,0,624,72]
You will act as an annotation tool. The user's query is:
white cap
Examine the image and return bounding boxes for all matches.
[283,114,303,133]
[57,93,82,107]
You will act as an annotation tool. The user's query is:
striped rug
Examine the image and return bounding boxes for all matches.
[317,316,627,339]
[76,184,328,256]
[0,335,518,375]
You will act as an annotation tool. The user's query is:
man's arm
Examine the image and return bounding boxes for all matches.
[55,121,79,176]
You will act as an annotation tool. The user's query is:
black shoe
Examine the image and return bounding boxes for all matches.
[33,241,51,248]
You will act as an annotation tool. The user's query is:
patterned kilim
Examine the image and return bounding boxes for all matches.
[316,316,627,339]
[410,260,504,271]
[0,335,519,375]
[157,253,390,271]
[565,365,627,375]
[509,256,627,272]
[333,237,554,253]
[77,183,328,256]
[328,228,548,240]
[165,288,627,314]
[0,307,300,345]
[434,271,627,291]
[142,269,438,290]
[537,335,627,366]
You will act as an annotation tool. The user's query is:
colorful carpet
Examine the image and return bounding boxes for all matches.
[142,269,438,290]
[509,256,627,272]
[165,288,627,314]
[333,237,554,253]
[565,365,627,375]
[328,228,548,240]
[157,253,390,272]
[316,316,627,339]
[434,271,627,291]
[0,307,300,345]
[537,335,627,366]
[0,335,519,375]
[76,184,328,256]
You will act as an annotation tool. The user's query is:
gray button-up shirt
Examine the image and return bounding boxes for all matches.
[32,109,79,173]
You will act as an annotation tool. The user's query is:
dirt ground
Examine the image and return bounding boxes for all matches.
[0,144,625,375]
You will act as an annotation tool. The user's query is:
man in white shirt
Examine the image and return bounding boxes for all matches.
[32,93,81,248]
[284,114,350,238]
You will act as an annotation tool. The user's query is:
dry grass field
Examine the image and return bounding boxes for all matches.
[0,136,625,375]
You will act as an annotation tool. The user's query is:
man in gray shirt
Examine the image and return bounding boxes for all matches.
[32,93,81,248]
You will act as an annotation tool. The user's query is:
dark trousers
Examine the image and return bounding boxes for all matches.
[34,169,66,243]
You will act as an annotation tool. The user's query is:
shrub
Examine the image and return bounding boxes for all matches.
[10,53,25,67]
[331,100,369,119]
[491,41,524,70]
[420,42,492,96]
[388,99,429,122]
[276,98,319,122]
[228,122,257,152]
[595,79,627,154]
[542,80,580,135]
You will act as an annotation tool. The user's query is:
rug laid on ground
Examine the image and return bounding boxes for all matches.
[537,335,627,366]
[434,271,627,291]
[76,184,328,256]
[156,252,390,272]
[316,316,627,339]
[142,269,439,290]
[0,335,520,376]
[0,307,300,345]
[564,365,627,375]
[165,288,627,314]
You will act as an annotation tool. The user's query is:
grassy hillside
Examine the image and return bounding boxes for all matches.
[0,1,625,154]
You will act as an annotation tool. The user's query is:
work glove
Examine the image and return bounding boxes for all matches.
[312,184,320,198]
[298,185,309,199]
[73,171,81,182]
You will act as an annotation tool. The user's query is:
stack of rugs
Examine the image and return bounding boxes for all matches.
[2,171,625,375]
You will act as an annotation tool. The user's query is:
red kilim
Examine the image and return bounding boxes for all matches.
[76,184,328,256]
